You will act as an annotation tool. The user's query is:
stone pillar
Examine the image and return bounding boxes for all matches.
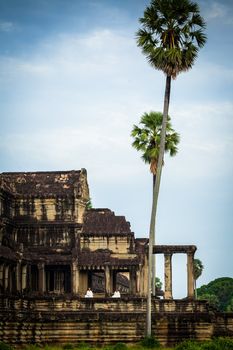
[164,253,173,299]
[27,265,32,292]
[187,252,194,298]
[38,263,45,293]
[4,265,9,291]
[112,270,116,292]
[22,265,27,291]
[71,262,79,294]
[8,266,12,292]
[141,255,149,296]
[0,264,3,292]
[136,267,141,295]
[129,268,136,295]
[110,269,114,294]
[16,261,22,292]
[105,265,111,296]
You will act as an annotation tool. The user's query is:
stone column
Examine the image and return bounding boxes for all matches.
[110,269,114,294]
[142,256,149,296]
[27,265,32,292]
[16,261,22,292]
[129,268,136,295]
[8,266,12,292]
[114,270,117,291]
[71,262,79,294]
[187,252,194,298]
[136,267,141,295]
[164,253,173,299]
[21,265,27,291]
[38,263,45,293]
[4,265,9,291]
[0,264,3,292]
[105,265,111,296]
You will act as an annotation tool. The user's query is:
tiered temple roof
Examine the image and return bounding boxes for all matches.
[82,208,132,235]
[0,170,82,197]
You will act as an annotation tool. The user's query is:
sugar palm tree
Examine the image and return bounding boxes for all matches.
[132,111,179,183]
[132,111,179,297]
[194,258,204,299]
[136,0,206,335]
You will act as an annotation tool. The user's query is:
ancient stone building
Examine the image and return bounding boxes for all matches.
[0,169,232,345]
[0,169,149,297]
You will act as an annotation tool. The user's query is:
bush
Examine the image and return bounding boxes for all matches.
[24,345,42,350]
[140,336,160,348]
[102,346,113,350]
[113,343,127,350]
[75,343,90,350]
[0,342,13,350]
[63,345,74,350]
[175,340,201,350]
[201,337,233,350]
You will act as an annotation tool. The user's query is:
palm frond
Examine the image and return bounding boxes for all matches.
[137,0,206,77]
[131,111,179,174]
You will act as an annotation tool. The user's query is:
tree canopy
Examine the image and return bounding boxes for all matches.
[197,277,233,312]
[136,0,207,78]
[194,259,204,281]
[131,111,179,175]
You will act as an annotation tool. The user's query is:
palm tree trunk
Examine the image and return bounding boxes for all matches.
[152,174,156,297]
[146,75,171,336]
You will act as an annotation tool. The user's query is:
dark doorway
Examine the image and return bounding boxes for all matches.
[45,265,71,293]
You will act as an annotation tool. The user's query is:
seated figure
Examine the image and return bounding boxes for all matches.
[85,288,93,298]
[112,290,121,298]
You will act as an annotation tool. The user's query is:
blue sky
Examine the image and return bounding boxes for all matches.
[0,0,232,298]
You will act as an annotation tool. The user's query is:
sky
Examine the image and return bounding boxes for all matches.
[0,0,232,298]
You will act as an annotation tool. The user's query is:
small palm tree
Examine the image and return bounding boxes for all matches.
[132,111,179,296]
[136,0,206,335]
[194,258,204,299]
[131,111,179,181]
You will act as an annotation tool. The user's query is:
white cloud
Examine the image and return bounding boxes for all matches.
[0,29,232,185]
[206,2,226,20]
[167,101,233,179]
[0,29,137,78]
[0,20,15,32]
[205,2,233,24]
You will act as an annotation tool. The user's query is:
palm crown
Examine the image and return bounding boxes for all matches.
[131,111,180,175]
[136,0,207,78]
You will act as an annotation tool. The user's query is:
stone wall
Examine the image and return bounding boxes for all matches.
[0,296,232,346]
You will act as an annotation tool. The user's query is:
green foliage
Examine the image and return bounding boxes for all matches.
[175,340,201,350]
[193,259,204,281]
[131,111,179,174]
[199,293,220,310]
[112,343,128,350]
[140,336,160,348]
[23,345,41,350]
[102,346,113,350]
[175,338,233,350]
[155,277,162,290]
[75,343,90,350]
[86,198,93,210]
[226,297,233,312]
[0,342,13,350]
[201,337,233,350]
[63,344,74,350]
[136,0,207,78]
[16,339,233,350]
[197,277,233,311]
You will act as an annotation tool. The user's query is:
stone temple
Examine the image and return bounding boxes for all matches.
[0,169,232,346]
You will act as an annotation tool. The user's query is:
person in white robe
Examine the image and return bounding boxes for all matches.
[112,290,121,298]
[85,288,93,297]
